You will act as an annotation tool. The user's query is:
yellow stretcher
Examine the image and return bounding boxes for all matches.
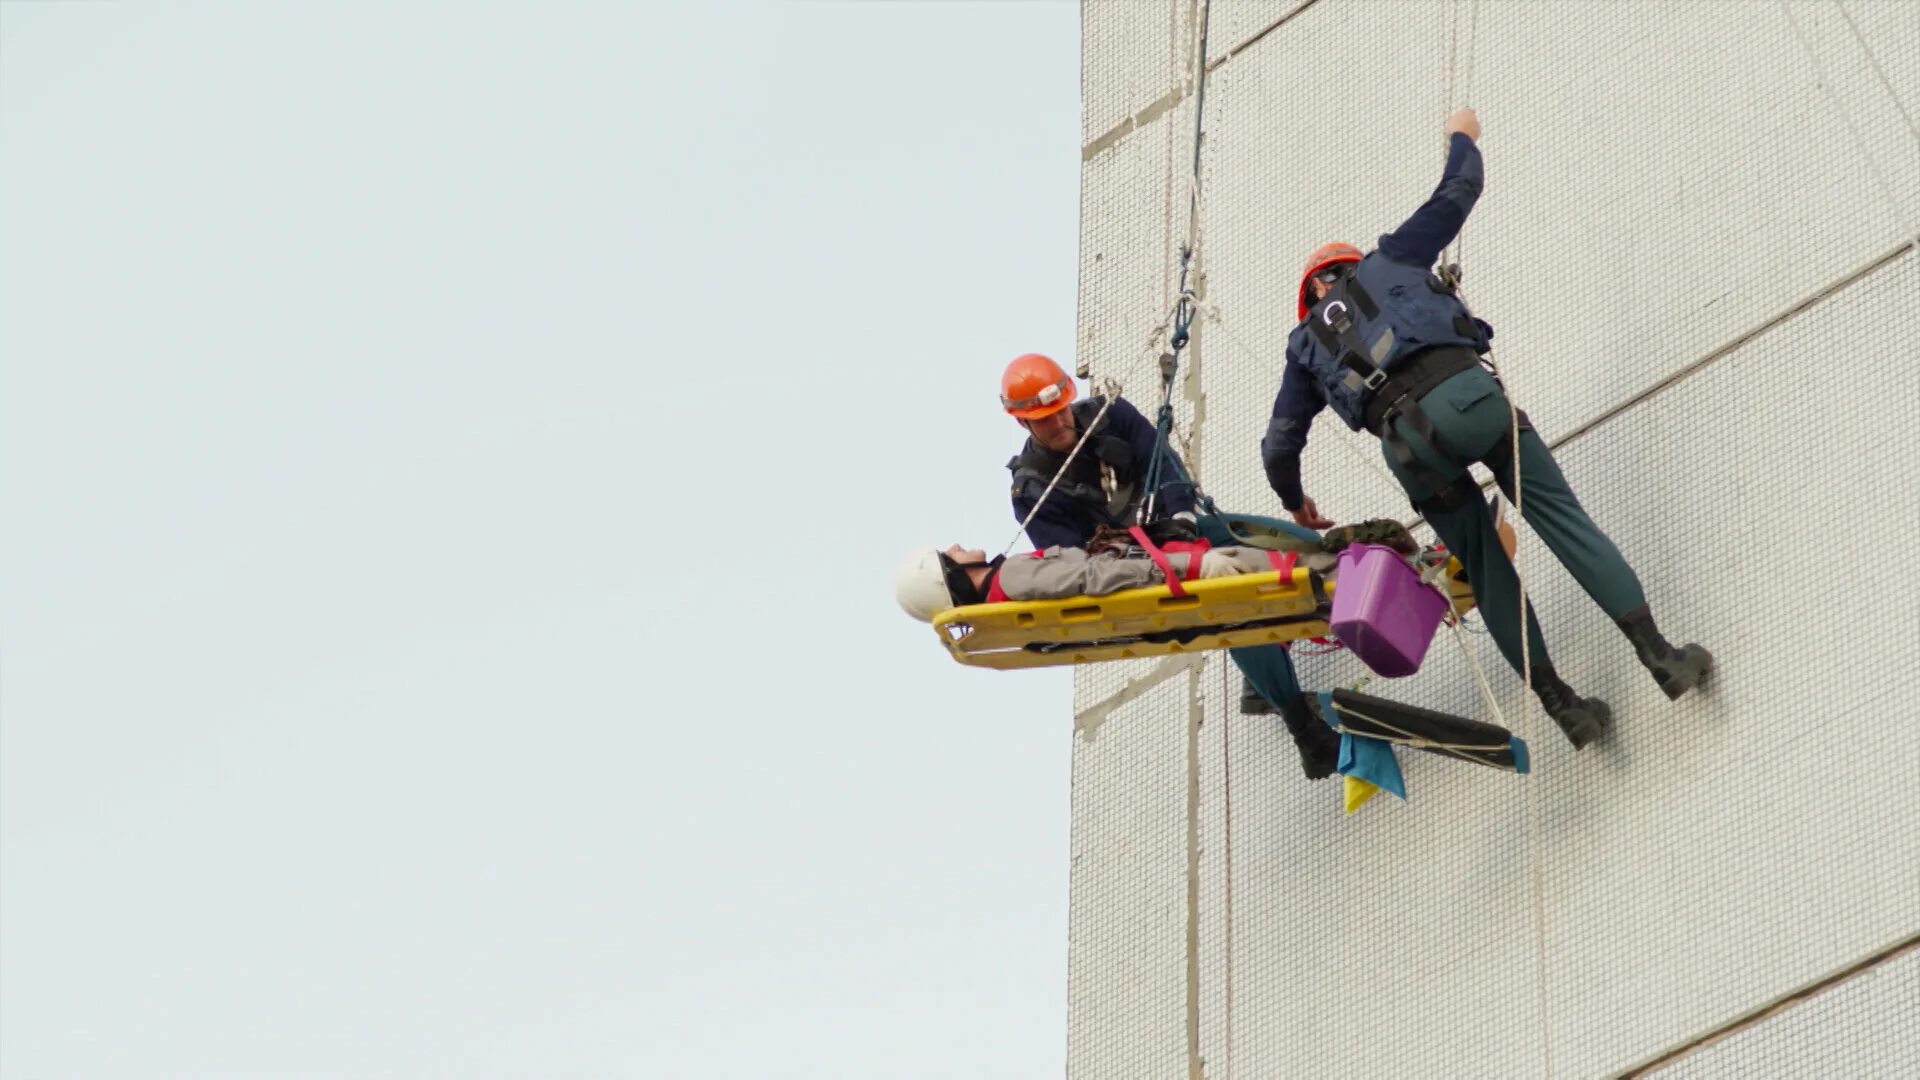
[932,562,1476,670]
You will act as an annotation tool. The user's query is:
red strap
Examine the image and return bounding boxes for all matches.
[1129,526,1188,598]
[1180,541,1207,581]
[1265,549,1338,648]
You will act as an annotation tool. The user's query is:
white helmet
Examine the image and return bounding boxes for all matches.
[893,549,958,622]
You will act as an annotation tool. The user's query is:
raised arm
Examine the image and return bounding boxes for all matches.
[1377,109,1485,268]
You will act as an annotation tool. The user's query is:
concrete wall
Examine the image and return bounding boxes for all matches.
[1068,3,1920,1076]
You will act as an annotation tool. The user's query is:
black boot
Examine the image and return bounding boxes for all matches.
[1530,664,1612,750]
[1279,696,1340,780]
[1616,605,1713,701]
[1239,675,1278,716]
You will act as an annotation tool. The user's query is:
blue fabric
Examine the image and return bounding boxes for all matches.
[1229,643,1305,709]
[1192,510,1326,553]
[1326,691,1407,799]
[1509,735,1530,776]
[1315,690,1342,731]
[1260,135,1491,509]
[1212,507,1318,713]
[1198,510,1325,548]
[1011,394,1196,551]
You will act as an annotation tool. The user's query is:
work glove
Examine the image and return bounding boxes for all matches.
[1198,551,1250,579]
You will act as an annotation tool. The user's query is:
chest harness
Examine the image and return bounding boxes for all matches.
[1007,400,1141,526]
[1306,269,1531,513]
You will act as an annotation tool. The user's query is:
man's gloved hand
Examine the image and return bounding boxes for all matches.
[1198,551,1250,579]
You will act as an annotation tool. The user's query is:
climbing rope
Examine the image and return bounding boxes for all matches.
[1000,376,1126,557]
[1141,0,1215,525]
[1201,305,1406,495]
[1444,6,1555,1075]
[1427,557,1507,730]
[1449,277,1533,730]
[1219,656,1235,1080]
[1015,0,1217,549]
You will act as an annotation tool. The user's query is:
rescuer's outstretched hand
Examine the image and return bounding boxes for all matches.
[1290,496,1335,530]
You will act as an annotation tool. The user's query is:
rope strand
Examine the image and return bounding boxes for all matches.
[1000,378,1124,556]
[1219,657,1234,1080]
[1203,306,1407,495]
[1443,8,1554,1073]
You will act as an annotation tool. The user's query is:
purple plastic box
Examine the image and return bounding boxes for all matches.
[1329,543,1448,677]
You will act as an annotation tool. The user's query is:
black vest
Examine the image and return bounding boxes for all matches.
[1290,254,1492,430]
[1006,398,1140,526]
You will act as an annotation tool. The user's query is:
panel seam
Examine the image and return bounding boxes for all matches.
[1547,242,1914,451]
[1615,932,1920,1077]
[1081,1,1320,163]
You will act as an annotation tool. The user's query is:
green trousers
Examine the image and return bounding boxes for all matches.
[1380,367,1647,680]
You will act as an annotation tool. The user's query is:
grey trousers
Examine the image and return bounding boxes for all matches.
[1379,366,1648,681]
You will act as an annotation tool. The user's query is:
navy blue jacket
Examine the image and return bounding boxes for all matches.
[1011,395,1196,550]
[1261,133,1490,509]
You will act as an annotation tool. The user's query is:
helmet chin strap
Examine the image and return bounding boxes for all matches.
[939,553,1005,605]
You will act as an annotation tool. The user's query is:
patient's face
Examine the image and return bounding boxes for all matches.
[1023,406,1078,452]
[945,545,987,566]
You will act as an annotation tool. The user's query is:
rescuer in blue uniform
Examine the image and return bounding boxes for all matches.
[999,352,1342,779]
[1002,352,1197,551]
[1259,108,1712,749]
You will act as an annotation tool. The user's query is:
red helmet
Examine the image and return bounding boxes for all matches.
[1000,353,1076,420]
[1296,242,1364,321]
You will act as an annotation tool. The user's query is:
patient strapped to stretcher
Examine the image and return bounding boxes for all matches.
[892,523,1528,802]
[891,515,1403,618]
[898,540,1283,611]
[893,515,1473,672]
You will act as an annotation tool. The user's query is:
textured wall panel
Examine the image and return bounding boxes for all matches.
[1078,114,1183,400]
[1066,672,1195,1080]
[1072,1,1920,1076]
[1649,945,1920,1078]
[1528,252,1920,1076]
[1780,0,1920,235]
[1204,1,1313,62]
[1195,0,1458,525]
[1080,2,1188,147]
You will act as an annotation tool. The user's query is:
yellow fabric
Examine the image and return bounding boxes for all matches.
[1343,775,1384,814]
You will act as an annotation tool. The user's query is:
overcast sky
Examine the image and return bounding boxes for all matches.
[0,3,1082,1076]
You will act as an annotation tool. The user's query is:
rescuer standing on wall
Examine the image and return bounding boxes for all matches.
[1258,108,1713,749]
[998,352,1344,779]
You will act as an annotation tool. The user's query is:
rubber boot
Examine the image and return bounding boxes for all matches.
[1616,604,1713,701]
[1278,696,1340,780]
[1239,675,1278,716]
[1530,663,1612,750]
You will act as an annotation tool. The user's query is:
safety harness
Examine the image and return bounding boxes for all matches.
[1306,269,1531,513]
[1007,399,1141,526]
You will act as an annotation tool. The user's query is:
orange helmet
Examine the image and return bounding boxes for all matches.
[1000,353,1077,420]
[1296,242,1364,321]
